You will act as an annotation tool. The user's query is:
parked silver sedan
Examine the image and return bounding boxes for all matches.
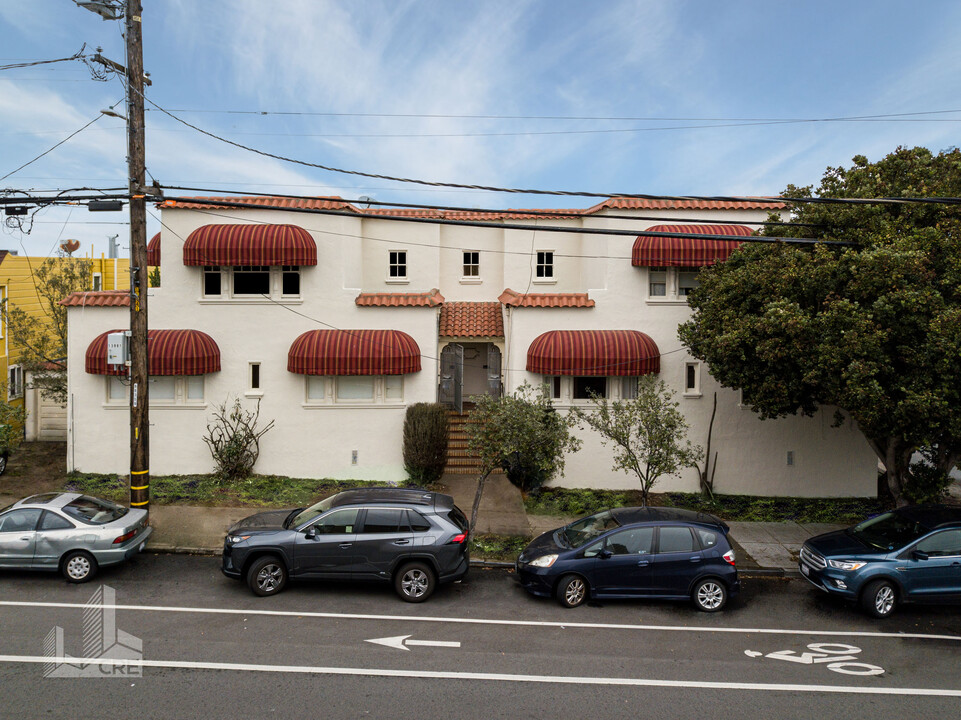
[0,493,152,582]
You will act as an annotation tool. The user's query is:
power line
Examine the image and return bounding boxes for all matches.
[0,113,107,183]
[135,92,961,205]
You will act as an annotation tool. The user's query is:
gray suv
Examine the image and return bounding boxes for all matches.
[222,488,470,602]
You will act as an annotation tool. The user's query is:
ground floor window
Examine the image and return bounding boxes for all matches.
[544,375,645,403]
[305,375,405,404]
[106,375,205,405]
[7,365,23,400]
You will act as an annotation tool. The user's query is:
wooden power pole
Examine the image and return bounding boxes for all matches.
[126,0,150,513]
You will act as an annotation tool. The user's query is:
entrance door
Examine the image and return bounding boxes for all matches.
[439,343,464,413]
[487,345,502,398]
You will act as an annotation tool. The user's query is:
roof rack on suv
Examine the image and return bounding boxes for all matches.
[328,487,436,508]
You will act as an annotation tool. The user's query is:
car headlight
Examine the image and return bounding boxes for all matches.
[228,535,251,544]
[827,558,867,571]
[529,554,558,568]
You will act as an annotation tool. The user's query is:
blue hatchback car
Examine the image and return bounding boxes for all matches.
[515,507,739,612]
[799,504,961,618]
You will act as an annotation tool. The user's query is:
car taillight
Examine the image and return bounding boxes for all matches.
[722,549,736,566]
[449,533,467,544]
[113,529,137,544]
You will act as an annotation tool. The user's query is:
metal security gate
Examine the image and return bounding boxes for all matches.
[439,343,464,413]
[487,344,502,398]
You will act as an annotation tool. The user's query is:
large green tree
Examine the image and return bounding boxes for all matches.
[678,147,961,505]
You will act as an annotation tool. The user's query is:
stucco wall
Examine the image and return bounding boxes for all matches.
[66,203,878,496]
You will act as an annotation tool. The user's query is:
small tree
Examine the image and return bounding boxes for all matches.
[403,403,449,486]
[465,382,581,532]
[1,252,93,404]
[0,389,26,459]
[572,375,703,505]
[203,397,275,483]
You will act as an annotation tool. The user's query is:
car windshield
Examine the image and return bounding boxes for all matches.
[562,510,621,548]
[289,496,337,529]
[62,496,128,525]
[849,511,929,551]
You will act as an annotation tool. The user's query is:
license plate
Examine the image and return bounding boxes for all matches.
[801,564,809,576]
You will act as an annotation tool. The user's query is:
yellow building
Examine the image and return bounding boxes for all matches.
[0,248,130,441]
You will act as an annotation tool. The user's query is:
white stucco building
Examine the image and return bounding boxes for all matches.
[63,195,877,496]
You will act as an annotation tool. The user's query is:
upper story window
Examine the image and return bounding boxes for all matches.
[202,266,301,300]
[463,251,480,278]
[536,251,554,280]
[91,273,103,291]
[678,269,700,296]
[572,376,607,400]
[388,250,407,281]
[305,375,405,405]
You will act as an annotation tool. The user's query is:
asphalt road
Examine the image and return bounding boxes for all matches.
[1,554,960,719]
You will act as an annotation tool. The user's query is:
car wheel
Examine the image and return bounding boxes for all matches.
[860,579,897,618]
[0,452,7,476]
[247,555,288,597]
[61,550,98,583]
[692,578,727,612]
[556,574,588,608]
[395,562,436,603]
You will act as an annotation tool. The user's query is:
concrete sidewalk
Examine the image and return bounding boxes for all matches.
[0,483,846,573]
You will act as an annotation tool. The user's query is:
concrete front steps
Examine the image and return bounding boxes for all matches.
[445,410,489,475]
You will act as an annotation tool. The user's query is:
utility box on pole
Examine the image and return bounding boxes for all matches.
[106,331,131,366]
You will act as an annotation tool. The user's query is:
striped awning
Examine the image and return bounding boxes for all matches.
[147,232,161,266]
[287,330,421,375]
[631,224,753,267]
[85,329,221,376]
[183,224,317,266]
[527,330,660,376]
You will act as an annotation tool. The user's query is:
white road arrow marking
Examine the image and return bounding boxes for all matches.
[366,635,461,651]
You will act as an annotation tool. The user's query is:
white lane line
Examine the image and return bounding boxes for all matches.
[1,654,959,696]
[1,600,958,642]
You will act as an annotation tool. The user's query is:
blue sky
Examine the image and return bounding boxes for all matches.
[2,0,960,256]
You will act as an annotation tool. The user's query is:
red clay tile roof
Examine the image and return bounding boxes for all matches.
[60,290,130,307]
[355,289,445,307]
[159,195,784,219]
[161,196,360,212]
[439,302,504,338]
[498,288,595,308]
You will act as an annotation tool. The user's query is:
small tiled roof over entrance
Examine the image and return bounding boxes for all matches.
[498,288,594,308]
[439,302,504,338]
[355,289,444,307]
[86,329,221,375]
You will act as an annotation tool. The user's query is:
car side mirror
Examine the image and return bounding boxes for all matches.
[305,526,318,540]
[598,549,613,560]
[912,550,929,561]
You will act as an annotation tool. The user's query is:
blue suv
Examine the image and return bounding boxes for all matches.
[799,504,961,618]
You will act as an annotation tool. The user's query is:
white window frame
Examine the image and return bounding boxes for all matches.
[678,268,700,297]
[304,375,405,406]
[683,361,702,397]
[648,267,669,298]
[387,250,408,283]
[0,285,6,339]
[534,250,555,283]
[201,266,303,302]
[461,250,481,283]
[91,272,103,291]
[546,376,645,404]
[8,365,23,400]
[105,375,206,407]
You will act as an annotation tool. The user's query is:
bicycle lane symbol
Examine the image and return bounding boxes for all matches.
[744,643,885,676]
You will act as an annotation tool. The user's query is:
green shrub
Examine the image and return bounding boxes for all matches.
[904,461,954,505]
[403,403,449,486]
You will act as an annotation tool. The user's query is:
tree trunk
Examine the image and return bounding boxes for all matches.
[469,469,491,536]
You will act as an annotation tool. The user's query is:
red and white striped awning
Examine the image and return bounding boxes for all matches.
[85,329,221,376]
[183,224,317,266]
[527,330,660,376]
[631,224,753,267]
[147,232,161,266]
[287,330,421,375]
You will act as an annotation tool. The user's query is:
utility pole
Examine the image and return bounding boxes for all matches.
[126,0,150,514]
[75,0,149,513]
